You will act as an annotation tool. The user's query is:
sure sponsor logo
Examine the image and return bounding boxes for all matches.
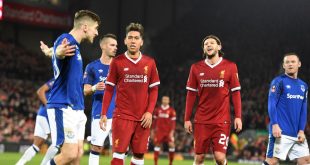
[287,93,304,100]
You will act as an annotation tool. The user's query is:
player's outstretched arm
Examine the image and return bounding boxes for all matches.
[40,41,53,57]
[39,39,75,59]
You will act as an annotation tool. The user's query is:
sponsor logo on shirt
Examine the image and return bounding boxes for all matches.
[287,93,304,100]
[158,113,169,118]
[200,79,225,88]
[124,74,148,83]
[301,85,305,92]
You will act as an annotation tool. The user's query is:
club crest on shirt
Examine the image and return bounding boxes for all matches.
[286,85,291,89]
[219,70,225,78]
[144,66,148,74]
[271,86,276,92]
[301,85,305,92]
[114,139,119,147]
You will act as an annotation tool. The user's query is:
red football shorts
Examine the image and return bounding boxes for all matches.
[112,117,150,153]
[194,123,230,154]
[154,132,173,144]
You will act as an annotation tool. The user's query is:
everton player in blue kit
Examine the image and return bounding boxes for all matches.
[83,34,118,165]
[46,10,100,165]
[16,79,59,165]
[264,53,310,165]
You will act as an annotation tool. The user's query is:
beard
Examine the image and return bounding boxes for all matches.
[204,51,217,59]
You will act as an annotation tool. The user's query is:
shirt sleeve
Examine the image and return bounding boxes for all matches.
[170,109,176,130]
[149,60,160,88]
[230,63,241,92]
[186,65,198,92]
[299,86,308,131]
[83,64,94,85]
[106,59,117,87]
[268,79,283,125]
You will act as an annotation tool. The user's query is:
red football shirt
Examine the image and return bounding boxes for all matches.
[153,105,176,133]
[106,52,160,121]
[186,57,241,124]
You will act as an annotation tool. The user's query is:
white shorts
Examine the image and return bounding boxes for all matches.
[34,115,50,139]
[47,107,87,146]
[267,134,310,160]
[90,118,112,147]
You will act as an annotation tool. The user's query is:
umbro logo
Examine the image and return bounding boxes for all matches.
[286,85,291,89]
[98,69,103,73]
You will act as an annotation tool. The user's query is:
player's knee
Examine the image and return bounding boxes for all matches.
[265,157,278,165]
[214,152,226,165]
[297,155,310,165]
[194,154,204,164]
[91,145,103,153]
[133,153,144,159]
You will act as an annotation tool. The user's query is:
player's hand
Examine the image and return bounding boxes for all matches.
[234,118,242,133]
[272,124,282,138]
[40,41,52,57]
[55,38,76,58]
[184,121,193,134]
[99,115,107,131]
[141,112,152,128]
[297,130,306,143]
[96,82,106,91]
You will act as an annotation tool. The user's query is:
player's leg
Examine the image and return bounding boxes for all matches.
[40,144,59,165]
[212,124,230,165]
[47,108,80,165]
[111,118,134,165]
[288,138,310,165]
[264,135,293,165]
[16,136,45,165]
[71,110,87,165]
[130,121,151,165]
[16,115,48,165]
[88,118,112,165]
[40,115,59,165]
[168,140,175,165]
[193,123,209,165]
[153,133,164,165]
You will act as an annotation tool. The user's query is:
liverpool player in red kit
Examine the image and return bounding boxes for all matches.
[100,23,160,165]
[184,35,242,165]
[152,96,176,165]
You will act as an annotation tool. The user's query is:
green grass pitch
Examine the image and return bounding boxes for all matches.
[0,152,241,165]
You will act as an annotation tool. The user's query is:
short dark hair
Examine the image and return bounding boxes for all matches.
[283,52,300,61]
[99,33,117,44]
[74,10,101,27]
[202,35,224,56]
[126,23,144,38]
